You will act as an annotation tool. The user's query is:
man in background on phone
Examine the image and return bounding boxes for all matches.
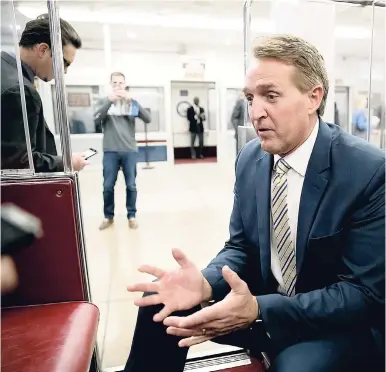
[1,14,89,172]
[94,72,151,230]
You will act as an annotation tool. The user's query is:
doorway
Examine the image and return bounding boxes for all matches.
[171,81,217,164]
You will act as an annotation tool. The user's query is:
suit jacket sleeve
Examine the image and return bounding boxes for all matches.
[200,107,206,122]
[201,157,252,301]
[187,107,195,124]
[136,102,151,124]
[94,98,112,126]
[256,162,385,350]
[1,84,63,172]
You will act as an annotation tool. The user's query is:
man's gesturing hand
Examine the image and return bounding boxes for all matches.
[127,248,212,322]
[163,266,259,347]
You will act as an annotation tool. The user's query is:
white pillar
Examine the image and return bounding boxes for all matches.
[103,24,112,77]
[270,0,336,123]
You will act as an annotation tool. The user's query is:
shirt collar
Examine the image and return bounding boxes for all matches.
[8,52,35,83]
[274,119,319,177]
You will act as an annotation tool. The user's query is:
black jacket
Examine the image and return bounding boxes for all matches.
[187,105,205,133]
[1,52,63,172]
[231,98,245,133]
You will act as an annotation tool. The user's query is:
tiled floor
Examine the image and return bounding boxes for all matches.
[78,161,241,370]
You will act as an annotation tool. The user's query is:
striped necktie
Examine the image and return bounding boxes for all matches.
[271,159,296,296]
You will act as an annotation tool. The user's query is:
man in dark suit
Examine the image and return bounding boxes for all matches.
[231,92,246,154]
[186,97,206,159]
[1,14,88,172]
[124,35,385,372]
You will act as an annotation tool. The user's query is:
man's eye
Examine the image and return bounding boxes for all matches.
[267,94,278,101]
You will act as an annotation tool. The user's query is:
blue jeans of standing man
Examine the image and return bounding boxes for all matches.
[103,151,138,219]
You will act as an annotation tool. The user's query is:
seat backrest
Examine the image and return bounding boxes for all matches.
[1,175,89,307]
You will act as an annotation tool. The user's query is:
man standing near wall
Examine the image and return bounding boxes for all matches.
[95,72,151,230]
[187,97,206,159]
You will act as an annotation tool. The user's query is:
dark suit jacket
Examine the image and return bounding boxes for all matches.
[202,120,385,352]
[231,98,245,133]
[187,105,205,133]
[1,52,63,172]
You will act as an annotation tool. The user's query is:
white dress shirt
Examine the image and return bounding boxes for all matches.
[270,120,319,290]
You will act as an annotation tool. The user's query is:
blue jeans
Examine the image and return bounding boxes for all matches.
[103,151,138,219]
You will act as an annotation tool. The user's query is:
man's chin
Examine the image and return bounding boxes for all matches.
[260,140,278,155]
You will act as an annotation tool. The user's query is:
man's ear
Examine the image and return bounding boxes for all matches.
[308,85,323,115]
[36,43,50,58]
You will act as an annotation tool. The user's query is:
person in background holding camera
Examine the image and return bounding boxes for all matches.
[1,14,89,172]
[94,72,151,230]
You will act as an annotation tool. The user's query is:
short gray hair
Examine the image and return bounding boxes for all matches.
[253,34,329,116]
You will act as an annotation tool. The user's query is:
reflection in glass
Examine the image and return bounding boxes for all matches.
[226,88,245,131]
[1,0,34,173]
[207,87,217,131]
[334,86,350,132]
[129,87,165,133]
[368,2,385,148]
[52,85,102,134]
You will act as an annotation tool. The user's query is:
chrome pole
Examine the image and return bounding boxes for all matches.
[47,0,73,172]
[243,0,253,126]
[243,0,252,77]
[366,0,376,142]
[382,0,386,149]
[10,0,35,173]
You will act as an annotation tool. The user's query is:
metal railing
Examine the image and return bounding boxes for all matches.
[47,0,73,172]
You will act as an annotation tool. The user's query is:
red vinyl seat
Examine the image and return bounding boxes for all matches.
[1,302,99,372]
[250,356,268,371]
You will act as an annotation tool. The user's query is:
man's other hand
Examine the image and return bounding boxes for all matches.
[108,92,120,102]
[163,265,259,347]
[127,248,213,322]
[1,255,18,294]
[72,153,90,172]
[115,90,131,101]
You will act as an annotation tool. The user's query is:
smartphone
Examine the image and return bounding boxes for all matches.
[84,148,98,160]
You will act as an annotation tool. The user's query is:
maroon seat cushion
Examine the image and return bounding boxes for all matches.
[1,302,99,372]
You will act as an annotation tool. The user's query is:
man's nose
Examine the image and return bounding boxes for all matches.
[249,99,267,121]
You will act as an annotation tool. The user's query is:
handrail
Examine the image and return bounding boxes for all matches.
[47,0,73,172]
[243,0,253,126]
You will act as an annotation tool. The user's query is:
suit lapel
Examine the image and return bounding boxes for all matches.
[296,121,332,272]
[256,152,274,285]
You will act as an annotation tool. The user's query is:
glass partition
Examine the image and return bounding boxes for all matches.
[7,0,384,370]
[368,1,385,148]
[226,88,243,131]
[129,86,165,133]
[1,0,34,174]
[334,86,350,132]
[207,86,217,130]
[52,85,103,134]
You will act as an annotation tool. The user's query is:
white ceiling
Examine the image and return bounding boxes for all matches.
[7,0,386,60]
